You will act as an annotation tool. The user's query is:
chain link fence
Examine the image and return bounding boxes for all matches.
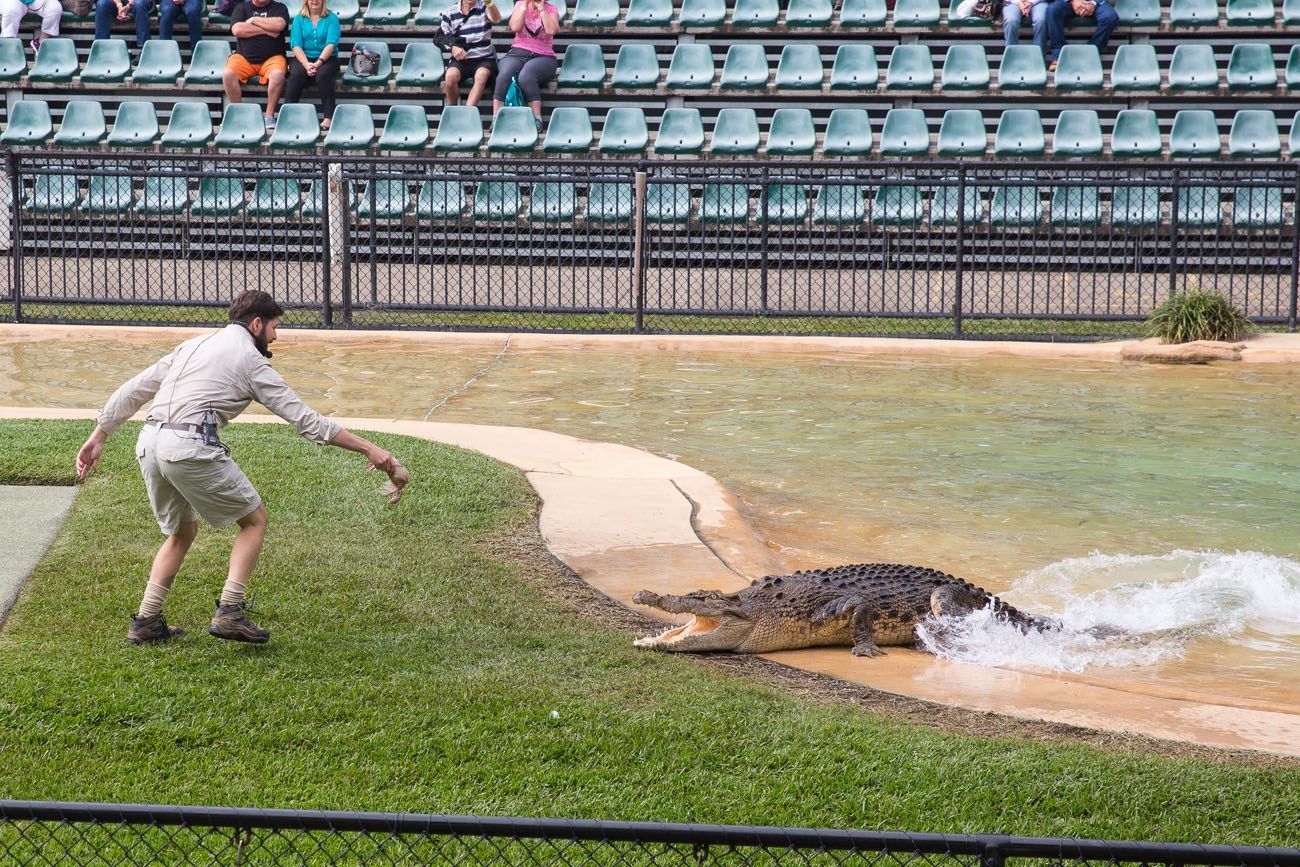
[3,800,1298,866]
[1,151,1297,339]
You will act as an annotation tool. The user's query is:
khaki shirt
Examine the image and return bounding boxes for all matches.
[96,324,342,445]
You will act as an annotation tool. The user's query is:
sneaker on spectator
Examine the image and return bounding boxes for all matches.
[264,114,277,130]
[534,115,547,133]
[29,37,41,54]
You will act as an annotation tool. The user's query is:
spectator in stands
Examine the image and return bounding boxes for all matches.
[284,0,340,129]
[440,0,502,107]
[0,0,60,53]
[491,0,559,132]
[160,0,205,47]
[94,0,151,49]
[950,0,1048,55]
[224,0,292,129]
[1044,0,1117,68]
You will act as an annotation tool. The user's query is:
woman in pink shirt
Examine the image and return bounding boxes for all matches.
[491,0,559,131]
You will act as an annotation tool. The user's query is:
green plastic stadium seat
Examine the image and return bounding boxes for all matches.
[732,0,778,25]
[529,182,578,221]
[431,105,483,151]
[415,179,463,219]
[720,44,768,90]
[654,107,705,155]
[1111,187,1161,227]
[666,44,714,89]
[193,176,246,216]
[553,0,568,22]
[879,108,929,157]
[700,183,751,223]
[1,100,52,146]
[764,184,808,224]
[585,182,633,220]
[611,43,659,89]
[53,101,106,147]
[989,183,1042,226]
[1286,0,1300,23]
[572,0,618,24]
[997,44,1047,89]
[362,0,410,23]
[892,0,940,26]
[1169,109,1221,158]
[0,37,26,81]
[301,178,326,219]
[343,42,392,85]
[1115,0,1160,24]
[775,44,822,89]
[679,0,725,25]
[1225,0,1274,25]
[1167,45,1218,90]
[83,174,134,213]
[137,175,190,214]
[645,183,691,223]
[269,103,321,149]
[822,108,872,157]
[1110,44,1159,90]
[839,0,887,25]
[1053,44,1102,90]
[214,103,265,149]
[786,0,833,26]
[1111,109,1162,158]
[488,106,538,151]
[598,107,648,153]
[27,172,80,212]
[357,179,411,219]
[940,44,989,90]
[28,38,78,83]
[1292,114,1300,157]
[133,39,182,84]
[557,43,604,88]
[812,182,866,225]
[395,42,445,87]
[885,44,934,90]
[1168,0,1217,24]
[1228,109,1281,158]
[930,182,982,225]
[708,108,760,155]
[1226,44,1276,90]
[184,40,231,85]
[1287,45,1300,86]
[1174,186,1221,227]
[994,109,1044,157]
[323,104,375,150]
[378,105,429,150]
[871,185,924,225]
[413,0,441,23]
[765,108,815,156]
[247,179,302,217]
[936,109,986,157]
[829,45,878,90]
[107,101,159,147]
[1231,187,1284,227]
[542,106,593,152]
[1052,109,1102,157]
[80,39,129,83]
[473,179,522,220]
[625,0,671,25]
[161,101,213,148]
[1049,185,1100,226]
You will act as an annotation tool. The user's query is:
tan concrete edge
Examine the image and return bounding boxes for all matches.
[3,405,1297,757]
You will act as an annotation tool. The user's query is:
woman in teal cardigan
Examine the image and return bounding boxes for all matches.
[285,0,341,129]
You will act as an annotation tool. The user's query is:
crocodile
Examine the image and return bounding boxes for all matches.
[632,562,1060,656]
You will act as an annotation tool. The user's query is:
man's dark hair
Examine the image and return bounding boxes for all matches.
[228,290,285,324]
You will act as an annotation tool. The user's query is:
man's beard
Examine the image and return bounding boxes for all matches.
[252,331,272,359]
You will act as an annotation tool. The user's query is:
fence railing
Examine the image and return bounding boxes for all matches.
[2,151,1298,339]
[2,800,1299,866]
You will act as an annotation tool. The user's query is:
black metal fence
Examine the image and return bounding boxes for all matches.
[1,150,1297,339]
[2,800,1298,866]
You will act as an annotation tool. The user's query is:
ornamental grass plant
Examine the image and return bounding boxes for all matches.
[1146,290,1254,344]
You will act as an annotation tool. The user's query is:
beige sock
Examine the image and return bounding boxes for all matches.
[137,582,170,619]
[219,579,247,607]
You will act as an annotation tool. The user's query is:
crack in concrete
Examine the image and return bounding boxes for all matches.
[421,335,513,421]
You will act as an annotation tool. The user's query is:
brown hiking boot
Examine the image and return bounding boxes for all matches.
[209,601,270,644]
[127,612,183,645]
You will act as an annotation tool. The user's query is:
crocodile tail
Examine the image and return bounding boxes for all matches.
[988,591,1059,634]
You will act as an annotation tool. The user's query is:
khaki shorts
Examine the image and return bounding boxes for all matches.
[135,425,262,535]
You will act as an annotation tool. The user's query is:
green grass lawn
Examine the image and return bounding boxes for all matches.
[0,420,1297,845]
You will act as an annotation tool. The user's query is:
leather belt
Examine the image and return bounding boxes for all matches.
[146,420,204,434]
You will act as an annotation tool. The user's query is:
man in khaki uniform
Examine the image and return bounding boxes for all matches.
[76,290,410,646]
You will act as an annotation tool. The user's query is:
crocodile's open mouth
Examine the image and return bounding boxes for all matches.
[634,616,721,647]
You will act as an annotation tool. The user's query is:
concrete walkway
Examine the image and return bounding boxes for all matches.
[4,403,1298,758]
[0,485,77,627]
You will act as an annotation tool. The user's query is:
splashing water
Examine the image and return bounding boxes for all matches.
[916,551,1300,674]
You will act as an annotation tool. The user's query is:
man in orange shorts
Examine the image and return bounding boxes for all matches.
[223,0,292,129]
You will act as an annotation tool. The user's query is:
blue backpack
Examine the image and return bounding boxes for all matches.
[503,77,525,107]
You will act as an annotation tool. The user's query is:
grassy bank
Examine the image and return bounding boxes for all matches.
[0,419,1297,844]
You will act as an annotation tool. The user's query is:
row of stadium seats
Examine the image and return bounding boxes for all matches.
[19,171,1289,229]
[5,100,1295,159]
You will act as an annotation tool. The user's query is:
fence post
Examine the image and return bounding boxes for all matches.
[6,152,23,323]
[320,158,333,328]
[633,168,647,334]
[1289,167,1299,332]
[981,840,1006,867]
[1167,167,1180,301]
[953,168,967,337]
[759,165,770,316]
[327,162,352,325]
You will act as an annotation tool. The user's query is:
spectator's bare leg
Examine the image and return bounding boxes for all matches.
[466,66,491,106]
[265,68,286,120]
[528,99,542,121]
[443,65,462,106]
[223,68,242,103]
